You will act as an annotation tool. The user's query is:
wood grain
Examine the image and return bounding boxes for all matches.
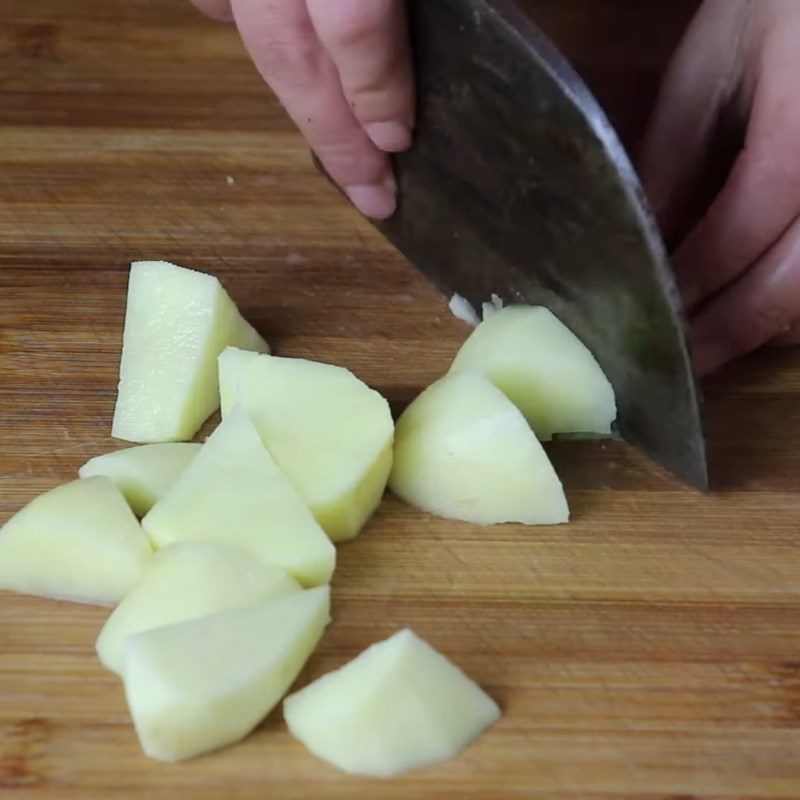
[2,1,800,798]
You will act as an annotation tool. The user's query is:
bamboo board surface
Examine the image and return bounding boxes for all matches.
[2,1,800,797]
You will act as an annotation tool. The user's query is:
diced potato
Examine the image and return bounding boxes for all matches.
[0,477,153,605]
[79,443,201,516]
[112,261,268,444]
[284,628,500,777]
[96,541,300,675]
[218,349,394,542]
[124,586,330,762]
[389,372,569,525]
[218,346,261,417]
[449,305,616,440]
[142,405,335,587]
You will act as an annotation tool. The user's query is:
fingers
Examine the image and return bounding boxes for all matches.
[639,0,748,245]
[190,0,233,23]
[231,0,396,219]
[672,19,800,311]
[770,318,800,347]
[690,213,800,374]
[306,0,414,153]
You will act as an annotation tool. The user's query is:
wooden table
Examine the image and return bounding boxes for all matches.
[2,1,800,797]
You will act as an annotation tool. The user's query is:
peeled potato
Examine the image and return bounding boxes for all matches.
[79,443,201,517]
[124,586,330,762]
[450,305,616,440]
[0,477,153,605]
[284,628,500,777]
[390,372,569,525]
[112,261,268,444]
[142,405,335,587]
[96,541,300,675]
[218,349,394,542]
[218,346,261,417]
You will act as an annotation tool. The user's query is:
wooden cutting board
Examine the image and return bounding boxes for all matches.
[2,2,800,797]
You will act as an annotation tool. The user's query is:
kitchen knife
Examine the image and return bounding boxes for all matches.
[375,0,707,489]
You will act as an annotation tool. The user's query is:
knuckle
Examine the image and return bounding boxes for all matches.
[749,133,800,200]
[347,72,399,113]
[767,148,800,197]
[322,0,394,48]
[261,38,320,83]
[256,19,322,83]
[744,297,792,341]
[316,138,385,183]
[343,50,411,119]
[191,0,232,22]
[316,139,360,173]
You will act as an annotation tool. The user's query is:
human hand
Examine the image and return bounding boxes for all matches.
[191,0,414,220]
[641,0,800,375]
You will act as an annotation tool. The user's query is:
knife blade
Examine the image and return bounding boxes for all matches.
[374,0,707,489]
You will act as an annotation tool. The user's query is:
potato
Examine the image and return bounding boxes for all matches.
[79,443,201,516]
[0,477,153,605]
[218,348,394,542]
[96,541,300,675]
[284,628,500,777]
[124,586,329,762]
[389,372,569,525]
[112,261,268,444]
[449,305,616,440]
[142,405,335,587]
[218,346,261,417]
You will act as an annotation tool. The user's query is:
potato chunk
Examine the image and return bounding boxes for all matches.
[390,372,568,525]
[284,628,500,777]
[124,587,329,762]
[0,477,152,605]
[450,305,616,440]
[112,260,268,443]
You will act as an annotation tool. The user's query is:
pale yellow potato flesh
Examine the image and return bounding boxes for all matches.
[218,346,261,417]
[449,305,616,440]
[218,348,394,542]
[96,541,300,675]
[390,372,569,525]
[124,586,329,762]
[284,628,500,778]
[112,261,268,444]
[142,405,335,587]
[79,443,201,517]
[0,477,153,605]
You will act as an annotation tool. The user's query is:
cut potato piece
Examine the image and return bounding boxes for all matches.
[390,372,569,525]
[142,405,335,587]
[79,443,201,517]
[218,349,394,542]
[284,628,500,777]
[449,305,616,440]
[218,346,261,417]
[0,477,153,605]
[112,261,269,444]
[97,541,300,675]
[124,585,330,762]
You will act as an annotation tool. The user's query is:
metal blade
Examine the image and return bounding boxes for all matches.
[376,0,707,489]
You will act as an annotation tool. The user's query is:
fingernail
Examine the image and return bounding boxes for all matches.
[365,121,412,153]
[345,174,397,219]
